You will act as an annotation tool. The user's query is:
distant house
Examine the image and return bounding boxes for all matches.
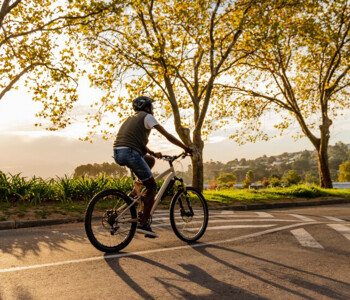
[272,161,283,166]
[231,165,250,169]
[249,183,264,190]
[234,183,243,189]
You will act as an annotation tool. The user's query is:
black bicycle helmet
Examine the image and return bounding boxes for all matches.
[132,96,155,112]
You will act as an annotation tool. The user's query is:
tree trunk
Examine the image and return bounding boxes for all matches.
[191,132,204,192]
[312,114,333,188]
[317,144,333,188]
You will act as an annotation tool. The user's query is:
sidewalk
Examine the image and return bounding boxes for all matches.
[1,197,349,231]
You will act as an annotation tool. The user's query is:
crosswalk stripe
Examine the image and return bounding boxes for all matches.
[327,224,350,241]
[255,212,274,218]
[288,214,315,222]
[323,216,345,222]
[291,228,324,249]
[220,211,235,215]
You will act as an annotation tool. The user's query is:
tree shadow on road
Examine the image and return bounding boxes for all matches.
[103,241,350,299]
[104,251,267,300]
[0,224,86,259]
[191,243,350,300]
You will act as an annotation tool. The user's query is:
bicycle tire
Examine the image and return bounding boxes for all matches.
[85,189,137,252]
[170,187,209,243]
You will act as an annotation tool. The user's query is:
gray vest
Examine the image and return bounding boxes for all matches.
[113,111,150,156]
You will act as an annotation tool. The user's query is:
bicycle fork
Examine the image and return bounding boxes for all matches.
[176,178,194,217]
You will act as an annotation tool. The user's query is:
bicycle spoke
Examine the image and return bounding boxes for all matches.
[170,187,208,242]
[85,189,136,252]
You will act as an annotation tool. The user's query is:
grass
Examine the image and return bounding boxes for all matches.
[204,184,350,205]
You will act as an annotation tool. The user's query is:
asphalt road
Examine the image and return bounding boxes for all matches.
[1,204,350,300]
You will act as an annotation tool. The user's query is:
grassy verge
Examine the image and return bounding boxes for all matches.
[0,184,349,221]
[204,184,350,206]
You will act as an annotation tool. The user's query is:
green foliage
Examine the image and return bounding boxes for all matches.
[283,170,302,185]
[269,174,281,180]
[304,172,319,185]
[242,177,252,189]
[242,170,254,188]
[217,173,237,185]
[204,184,350,204]
[270,177,281,187]
[0,173,135,204]
[338,161,350,182]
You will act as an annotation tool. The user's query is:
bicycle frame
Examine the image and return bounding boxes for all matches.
[151,165,177,215]
[115,162,183,222]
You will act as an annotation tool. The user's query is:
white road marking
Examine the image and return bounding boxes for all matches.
[204,224,275,230]
[323,216,345,222]
[185,225,275,232]
[288,214,315,222]
[327,224,350,241]
[255,212,274,218]
[0,222,318,274]
[153,219,302,228]
[220,211,235,215]
[291,228,323,249]
[153,214,275,221]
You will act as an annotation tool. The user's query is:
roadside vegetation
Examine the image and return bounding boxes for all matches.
[1,171,349,221]
[204,185,350,206]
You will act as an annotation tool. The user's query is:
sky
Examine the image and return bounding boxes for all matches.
[1,79,350,179]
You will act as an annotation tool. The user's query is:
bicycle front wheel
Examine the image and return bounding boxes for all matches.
[85,189,137,252]
[170,187,208,243]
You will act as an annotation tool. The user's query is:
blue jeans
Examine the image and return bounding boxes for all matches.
[113,148,153,181]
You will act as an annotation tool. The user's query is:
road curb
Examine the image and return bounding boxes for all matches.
[210,197,350,211]
[0,198,349,230]
[0,217,84,231]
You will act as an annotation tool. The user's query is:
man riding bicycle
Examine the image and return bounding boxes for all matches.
[113,96,192,238]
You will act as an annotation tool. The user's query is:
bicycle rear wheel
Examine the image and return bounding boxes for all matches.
[170,187,208,243]
[85,189,137,252]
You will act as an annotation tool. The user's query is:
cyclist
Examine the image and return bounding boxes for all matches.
[113,96,192,238]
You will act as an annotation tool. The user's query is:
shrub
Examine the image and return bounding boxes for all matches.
[270,177,281,187]
[283,170,301,185]
[338,161,350,182]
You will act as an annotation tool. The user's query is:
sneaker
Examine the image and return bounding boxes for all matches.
[136,224,158,238]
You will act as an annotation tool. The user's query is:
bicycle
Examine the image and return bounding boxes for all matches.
[84,152,209,252]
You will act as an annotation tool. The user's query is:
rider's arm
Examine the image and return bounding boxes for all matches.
[146,146,162,158]
[154,124,189,152]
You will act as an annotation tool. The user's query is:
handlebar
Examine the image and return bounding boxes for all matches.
[160,152,191,164]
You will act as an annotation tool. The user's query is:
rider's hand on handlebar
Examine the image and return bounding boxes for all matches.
[153,152,162,159]
[185,146,193,156]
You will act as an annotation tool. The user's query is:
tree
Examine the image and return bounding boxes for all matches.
[283,170,301,185]
[243,169,254,188]
[246,170,254,181]
[74,162,128,178]
[304,172,318,184]
[227,0,350,188]
[262,177,269,188]
[73,0,268,191]
[0,0,105,129]
[217,173,237,185]
[338,161,350,182]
